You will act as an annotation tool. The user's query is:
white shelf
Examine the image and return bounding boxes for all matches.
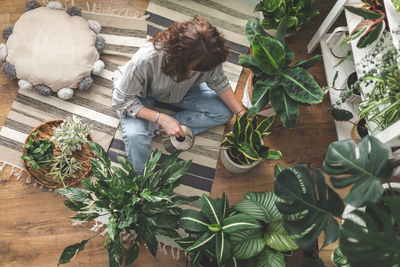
[320,33,359,141]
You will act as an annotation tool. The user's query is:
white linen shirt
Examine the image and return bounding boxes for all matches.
[112,42,231,118]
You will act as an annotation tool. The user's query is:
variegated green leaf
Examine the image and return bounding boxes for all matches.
[221,214,261,233]
[185,231,216,252]
[200,194,222,225]
[265,221,298,252]
[230,228,264,259]
[256,116,275,134]
[216,231,232,266]
[179,209,209,232]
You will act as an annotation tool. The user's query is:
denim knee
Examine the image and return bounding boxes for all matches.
[213,105,234,124]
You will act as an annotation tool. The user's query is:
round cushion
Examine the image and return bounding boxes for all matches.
[6,7,99,92]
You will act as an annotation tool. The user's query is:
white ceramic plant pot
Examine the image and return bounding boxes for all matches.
[220,148,261,174]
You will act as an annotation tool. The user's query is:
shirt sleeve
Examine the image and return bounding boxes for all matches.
[206,64,231,94]
[112,59,148,118]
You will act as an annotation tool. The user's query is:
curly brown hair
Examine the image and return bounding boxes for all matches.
[150,15,230,82]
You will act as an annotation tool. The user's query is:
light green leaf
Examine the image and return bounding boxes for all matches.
[57,187,92,203]
[265,221,298,252]
[230,228,264,259]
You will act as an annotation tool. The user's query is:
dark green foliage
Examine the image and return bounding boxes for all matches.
[221,114,282,165]
[240,19,322,127]
[254,0,319,35]
[57,142,197,266]
[21,131,54,171]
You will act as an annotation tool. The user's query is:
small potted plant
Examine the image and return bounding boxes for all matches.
[21,115,93,188]
[254,0,319,36]
[58,143,198,267]
[220,114,282,173]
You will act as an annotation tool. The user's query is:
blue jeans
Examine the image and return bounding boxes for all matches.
[117,82,233,174]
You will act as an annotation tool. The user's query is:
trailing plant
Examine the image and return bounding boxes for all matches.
[273,135,399,267]
[359,47,400,131]
[254,0,319,35]
[21,131,54,171]
[240,19,323,127]
[344,0,387,48]
[57,142,198,267]
[52,115,90,156]
[221,114,282,166]
[47,154,82,187]
[177,193,261,267]
[232,191,298,266]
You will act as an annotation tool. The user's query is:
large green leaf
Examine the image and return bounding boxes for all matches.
[270,86,299,128]
[238,142,259,161]
[293,55,321,70]
[247,80,274,117]
[256,247,285,267]
[323,136,393,207]
[274,166,344,250]
[216,231,232,266]
[58,239,89,265]
[57,187,92,203]
[340,196,400,267]
[142,149,162,181]
[185,231,216,252]
[264,221,298,252]
[234,191,281,223]
[356,20,385,48]
[281,67,323,104]
[230,228,264,259]
[125,242,139,266]
[107,214,117,241]
[239,55,264,77]
[344,5,384,20]
[108,237,123,267]
[179,209,210,232]
[163,159,192,184]
[244,19,269,44]
[221,213,261,233]
[200,194,223,225]
[253,34,286,75]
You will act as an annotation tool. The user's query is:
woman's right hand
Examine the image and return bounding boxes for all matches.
[158,113,185,137]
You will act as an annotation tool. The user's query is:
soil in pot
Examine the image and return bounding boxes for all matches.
[347,71,360,95]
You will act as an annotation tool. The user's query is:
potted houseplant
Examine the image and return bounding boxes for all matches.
[344,0,388,48]
[254,0,319,36]
[177,193,261,267]
[220,114,282,173]
[57,142,198,267]
[273,135,400,266]
[240,19,323,127]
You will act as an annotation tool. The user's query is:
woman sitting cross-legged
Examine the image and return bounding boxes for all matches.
[112,15,244,174]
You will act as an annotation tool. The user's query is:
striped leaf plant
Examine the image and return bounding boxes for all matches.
[177,193,261,267]
[221,114,282,166]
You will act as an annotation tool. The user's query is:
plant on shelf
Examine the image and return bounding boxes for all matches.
[57,142,198,267]
[51,115,90,156]
[221,114,282,168]
[273,135,399,267]
[344,0,387,48]
[232,190,298,266]
[240,19,323,128]
[254,0,319,36]
[359,46,400,132]
[21,131,55,171]
[177,193,261,267]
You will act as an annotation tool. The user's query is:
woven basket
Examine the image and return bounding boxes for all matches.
[22,120,95,189]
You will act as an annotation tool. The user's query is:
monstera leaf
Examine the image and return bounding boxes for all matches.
[324,136,393,207]
[340,196,400,267]
[274,166,345,250]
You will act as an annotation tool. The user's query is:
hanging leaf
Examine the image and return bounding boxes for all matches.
[216,231,232,266]
[125,242,139,266]
[330,108,353,121]
[107,237,124,267]
[58,239,89,265]
[323,136,393,207]
[270,86,299,128]
[274,166,344,250]
[340,196,400,267]
[230,228,264,259]
[357,20,385,48]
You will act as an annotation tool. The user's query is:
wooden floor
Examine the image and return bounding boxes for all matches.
[0,0,346,266]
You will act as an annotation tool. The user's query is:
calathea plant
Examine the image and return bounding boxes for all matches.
[221,114,282,166]
[254,0,319,35]
[273,136,399,267]
[232,191,298,266]
[177,193,261,267]
[57,142,198,267]
[344,0,387,48]
[240,19,323,127]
